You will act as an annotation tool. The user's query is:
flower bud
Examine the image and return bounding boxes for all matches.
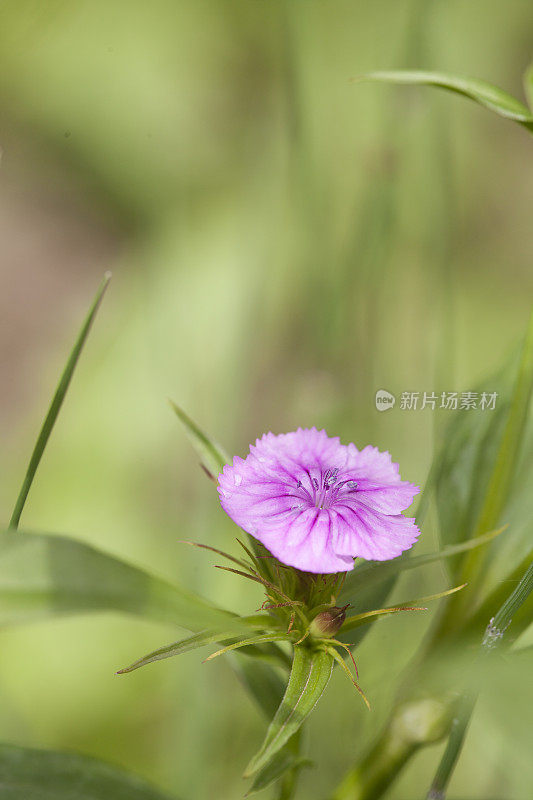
[310,604,349,638]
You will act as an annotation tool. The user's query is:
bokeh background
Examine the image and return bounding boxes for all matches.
[1,1,532,798]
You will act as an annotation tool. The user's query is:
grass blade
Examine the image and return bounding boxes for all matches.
[357,70,533,132]
[244,646,333,777]
[9,273,111,530]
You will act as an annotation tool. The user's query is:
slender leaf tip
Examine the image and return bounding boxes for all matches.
[8,272,111,530]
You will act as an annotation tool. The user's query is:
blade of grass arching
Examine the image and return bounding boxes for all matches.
[9,273,111,530]
[357,71,533,133]
[426,558,533,800]
[168,400,229,480]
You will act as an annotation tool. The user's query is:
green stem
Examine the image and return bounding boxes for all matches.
[331,698,452,800]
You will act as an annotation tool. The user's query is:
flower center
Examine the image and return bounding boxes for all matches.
[294,468,358,510]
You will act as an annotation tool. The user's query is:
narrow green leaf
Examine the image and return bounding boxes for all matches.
[244,646,333,778]
[489,557,533,642]
[117,630,230,673]
[169,400,229,478]
[339,526,504,603]
[358,70,533,132]
[425,692,476,800]
[204,633,288,662]
[341,584,465,634]
[9,273,111,530]
[233,649,303,798]
[0,742,178,800]
[0,530,246,634]
[117,615,274,674]
[462,548,532,640]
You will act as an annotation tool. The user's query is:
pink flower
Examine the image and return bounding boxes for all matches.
[217,428,420,574]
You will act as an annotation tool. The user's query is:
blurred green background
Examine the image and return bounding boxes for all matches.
[1,1,532,798]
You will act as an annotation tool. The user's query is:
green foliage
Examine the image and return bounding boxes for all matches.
[340,526,504,602]
[461,310,533,584]
[358,70,533,133]
[244,646,333,778]
[0,743,178,800]
[433,390,510,554]
[338,527,503,647]
[0,530,244,633]
[116,616,275,674]
[341,584,465,635]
